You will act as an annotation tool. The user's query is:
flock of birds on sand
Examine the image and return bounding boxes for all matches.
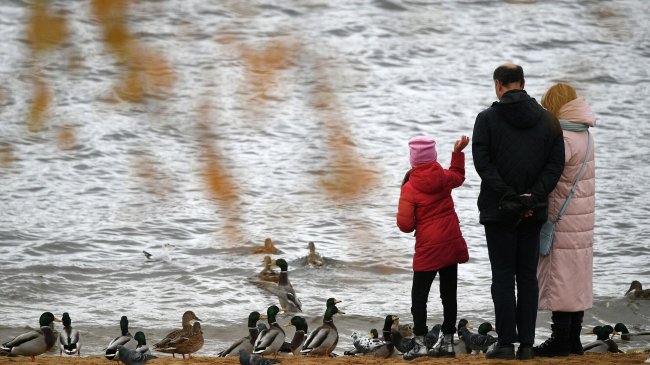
[2,239,650,364]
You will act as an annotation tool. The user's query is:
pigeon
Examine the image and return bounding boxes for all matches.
[239,348,281,365]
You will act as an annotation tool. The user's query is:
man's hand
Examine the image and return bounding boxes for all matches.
[454,135,470,153]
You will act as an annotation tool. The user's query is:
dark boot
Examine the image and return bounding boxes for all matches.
[533,324,570,357]
[569,324,584,355]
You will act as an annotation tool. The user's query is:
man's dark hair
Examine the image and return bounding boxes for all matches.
[493,65,524,85]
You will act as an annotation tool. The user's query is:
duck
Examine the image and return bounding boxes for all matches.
[116,344,157,365]
[133,332,151,355]
[273,258,302,312]
[614,323,650,340]
[280,316,308,355]
[583,325,623,353]
[349,315,398,358]
[253,238,279,254]
[306,241,325,267]
[258,256,279,283]
[625,281,650,299]
[153,310,201,358]
[218,311,267,357]
[166,321,204,359]
[459,322,497,354]
[301,304,344,356]
[454,319,471,355]
[345,329,383,356]
[1,312,61,362]
[58,312,81,356]
[253,305,286,356]
[614,323,631,341]
[105,316,137,361]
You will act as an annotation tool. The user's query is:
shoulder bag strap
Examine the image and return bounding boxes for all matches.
[552,131,591,223]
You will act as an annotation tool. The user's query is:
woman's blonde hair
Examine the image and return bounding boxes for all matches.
[541,83,578,117]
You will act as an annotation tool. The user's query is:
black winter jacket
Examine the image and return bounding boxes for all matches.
[472,89,565,224]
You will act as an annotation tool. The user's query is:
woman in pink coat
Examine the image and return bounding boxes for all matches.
[534,83,596,357]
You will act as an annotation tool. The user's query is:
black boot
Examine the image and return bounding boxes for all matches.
[533,324,570,357]
[569,324,584,355]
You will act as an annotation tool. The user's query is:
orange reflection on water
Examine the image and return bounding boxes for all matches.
[91,0,132,61]
[113,48,175,102]
[197,102,243,242]
[27,0,68,54]
[28,80,50,132]
[56,125,76,150]
[241,39,300,105]
[132,151,176,197]
[310,73,377,201]
[0,145,14,169]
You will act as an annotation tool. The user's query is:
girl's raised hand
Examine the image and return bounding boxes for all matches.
[454,135,470,152]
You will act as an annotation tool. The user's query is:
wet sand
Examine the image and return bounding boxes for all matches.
[0,353,647,365]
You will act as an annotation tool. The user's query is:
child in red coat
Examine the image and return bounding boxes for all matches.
[397,135,470,360]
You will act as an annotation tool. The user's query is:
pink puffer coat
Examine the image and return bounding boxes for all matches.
[537,97,596,312]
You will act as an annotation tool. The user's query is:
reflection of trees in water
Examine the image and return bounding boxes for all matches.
[10,1,380,246]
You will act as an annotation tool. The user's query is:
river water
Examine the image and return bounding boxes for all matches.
[1,0,649,356]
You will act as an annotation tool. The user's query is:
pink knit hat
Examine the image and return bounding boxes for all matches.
[409,136,437,167]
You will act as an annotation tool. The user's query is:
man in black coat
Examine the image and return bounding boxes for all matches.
[472,64,564,360]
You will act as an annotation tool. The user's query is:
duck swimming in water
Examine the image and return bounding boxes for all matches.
[58,312,81,356]
[258,256,279,283]
[306,241,325,267]
[625,280,650,299]
[253,238,279,254]
[153,310,202,358]
[218,311,267,357]
[1,312,61,362]
[105,316,137,361]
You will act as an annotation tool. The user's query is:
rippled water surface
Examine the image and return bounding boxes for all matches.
[1,0,649,356]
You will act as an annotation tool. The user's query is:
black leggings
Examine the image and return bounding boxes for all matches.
[411,264,458,336]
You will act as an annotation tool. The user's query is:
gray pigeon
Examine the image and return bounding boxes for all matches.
[239,349,280,365]
[117,345,157,365]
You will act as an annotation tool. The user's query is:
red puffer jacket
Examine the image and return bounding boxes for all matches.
[397,152,469,271]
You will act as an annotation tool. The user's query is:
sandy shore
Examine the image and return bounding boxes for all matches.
[1,353,648,365]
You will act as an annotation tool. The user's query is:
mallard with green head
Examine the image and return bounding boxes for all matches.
[58,312,81,356]
[301,305,344,356]
[281,315,308,355]
[460,322,497,355]
[105,316,137,361]
[583,325,622,353]
[626,281,650,299]
[153,310,201,358]
[218,311,267,357]
[273,258,302,312]
[253,305,286,356]
[162,321,204,359]
[1,312,61,362]
[454,319,471,355]
[133,332,151,355]
[614,323,631,341]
